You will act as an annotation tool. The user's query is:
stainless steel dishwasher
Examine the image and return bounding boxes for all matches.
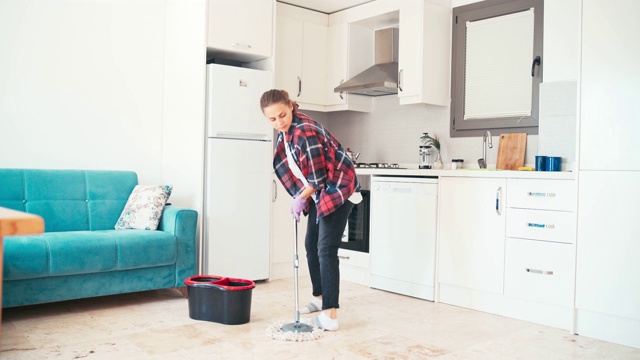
[369,176,438,301]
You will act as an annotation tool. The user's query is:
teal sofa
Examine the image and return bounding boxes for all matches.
[1,169,198,308]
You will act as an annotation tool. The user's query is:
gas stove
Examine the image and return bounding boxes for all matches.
[355,162,405,169]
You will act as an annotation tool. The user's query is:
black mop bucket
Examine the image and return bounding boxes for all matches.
[184,275,256,325]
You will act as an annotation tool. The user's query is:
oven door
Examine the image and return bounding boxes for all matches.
[340,190,370,253]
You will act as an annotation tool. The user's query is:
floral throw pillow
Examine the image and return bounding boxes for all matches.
[115,185,173,230]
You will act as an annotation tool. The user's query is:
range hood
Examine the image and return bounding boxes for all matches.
[334,28,399,97]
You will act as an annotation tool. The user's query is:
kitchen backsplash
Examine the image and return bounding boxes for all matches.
[307,95,538,168]
[538,81,578,171]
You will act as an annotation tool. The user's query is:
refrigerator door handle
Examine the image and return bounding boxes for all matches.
[212,132,270,141]
[272,179,277,202]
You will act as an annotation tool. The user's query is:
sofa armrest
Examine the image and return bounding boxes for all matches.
[158,206,198,287]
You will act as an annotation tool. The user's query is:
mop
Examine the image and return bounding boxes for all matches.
[266,218,323,341]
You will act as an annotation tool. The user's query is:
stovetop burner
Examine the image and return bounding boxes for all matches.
[355,162,404,169]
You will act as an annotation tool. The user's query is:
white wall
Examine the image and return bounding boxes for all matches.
[161,0,207,210]
[0,0,206,212]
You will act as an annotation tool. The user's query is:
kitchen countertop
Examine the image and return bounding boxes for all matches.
[355,166,575,180]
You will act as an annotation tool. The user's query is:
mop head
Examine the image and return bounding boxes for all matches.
[266,320,324,341]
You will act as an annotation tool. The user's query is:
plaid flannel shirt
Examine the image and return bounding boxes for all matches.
[273,112,360,220]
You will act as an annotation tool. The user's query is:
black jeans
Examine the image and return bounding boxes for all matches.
[305,200,354,310]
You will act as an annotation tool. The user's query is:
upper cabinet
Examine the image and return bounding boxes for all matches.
[325,22,374,112]
[325,23,348,107]
[275,3,328,109]
[398,0,450,106]
[207,0,274,62]
[273,0,449,111]
[330,0,450,107]
[580,0,640,171]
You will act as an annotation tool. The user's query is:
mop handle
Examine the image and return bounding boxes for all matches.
[293,218,301,324]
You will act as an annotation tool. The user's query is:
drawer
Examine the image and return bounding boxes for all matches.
[506,208,576,244]
[507,179,576,211]
[504,238,573,306]
[338,248,370,269]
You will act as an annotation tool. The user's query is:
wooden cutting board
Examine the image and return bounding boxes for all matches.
[496,133,527,170]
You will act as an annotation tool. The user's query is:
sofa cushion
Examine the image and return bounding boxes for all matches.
[115,185,173,230]
[3,230,177,281]
[0,169,137,232]
[107,230,177,269]
[0,169,26,211]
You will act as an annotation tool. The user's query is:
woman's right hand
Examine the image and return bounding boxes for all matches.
[290,196,307,222]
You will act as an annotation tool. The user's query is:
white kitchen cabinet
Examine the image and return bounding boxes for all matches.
[504,238,573,307]
[301,22,328,106]
[439,176,576,331]
[338,248,370,286]
[275,14,303,101]
[575,0,640,349]
[326,0,449,107]
[503,178,576,330]
[575,171,640,348]
[506,179,577,245]
[207,0,274,62]
[275,3,327,109]
[326,23,348,107]
[397,0,450,106]
[507,178,576,211]
[579,0,640,171]
[324,23,372,112]
[506,208,575,244]
[438,177,506,294]
[270,174,309,280]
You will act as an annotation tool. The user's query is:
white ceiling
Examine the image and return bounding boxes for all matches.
[278,0,375,14]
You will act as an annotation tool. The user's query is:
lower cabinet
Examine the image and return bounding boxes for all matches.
[438,177,506,294]
[438,176,577,331]
[575,171,640,348]
[338,248,370,286]
[504,238,573,308]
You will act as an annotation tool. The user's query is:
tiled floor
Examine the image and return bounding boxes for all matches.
[2,278,639,359]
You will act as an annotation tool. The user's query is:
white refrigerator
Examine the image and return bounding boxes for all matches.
[204,64,272,281]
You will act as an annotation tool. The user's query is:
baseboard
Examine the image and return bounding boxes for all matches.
[575,308,640,349]
[439,283,572,331]
[370,275,435,301]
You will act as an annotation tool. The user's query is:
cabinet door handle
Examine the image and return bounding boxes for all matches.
[339,79,344,99]
[338,255,350,260]
[527,191,556,198]
[527,222,555,229]
[526,268,554,276]
[232,42,252,50]
[398,69,403,92]
[496,186,502,215]
[297,76,302,97]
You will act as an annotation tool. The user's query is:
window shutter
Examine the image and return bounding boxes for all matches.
[464,9,535,120]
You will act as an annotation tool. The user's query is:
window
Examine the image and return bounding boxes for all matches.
[450,0,543,137]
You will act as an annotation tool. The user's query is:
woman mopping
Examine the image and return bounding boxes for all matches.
[260,89,361,331]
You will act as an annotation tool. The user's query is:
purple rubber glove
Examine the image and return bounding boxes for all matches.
[290,196,307,222]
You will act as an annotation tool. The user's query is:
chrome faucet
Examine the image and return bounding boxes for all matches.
[478,130,493,169]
